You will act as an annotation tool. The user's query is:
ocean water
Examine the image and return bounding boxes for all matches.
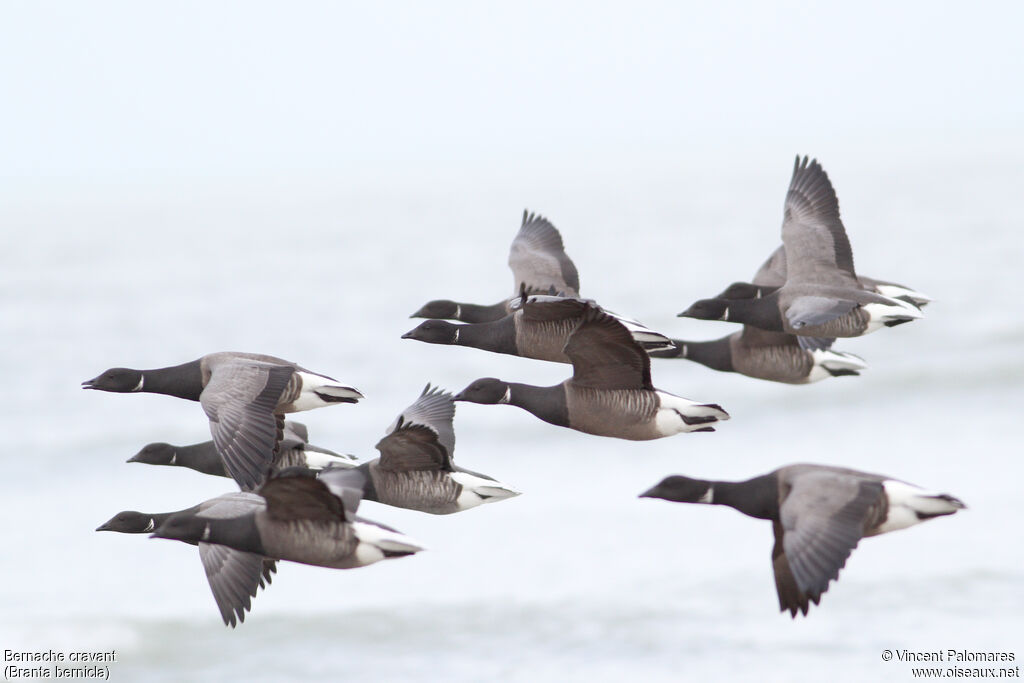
[1,151,1021,682]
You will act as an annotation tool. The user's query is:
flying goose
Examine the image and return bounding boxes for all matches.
[649,326,867,384]
[403,295,674,363]
[680,157,923,350]
[153,469,423,569]
[150,470,423,624]
[127,421,357,479]
[453,305,728,440]
[713,245,931,309]
[319,385,519,515]
[411,210,580,322]
[654,239,867,383]
[640,464,966,617]
[83,352,363,490]
[97,494,278,627]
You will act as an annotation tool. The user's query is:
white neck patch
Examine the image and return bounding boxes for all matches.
[453,328,460,343]
[201,523,211,541]
[499,387,511,404]
[132,376,144,392]
[699,485,714,504]
[454,305,462,318]
[144,518,155,532]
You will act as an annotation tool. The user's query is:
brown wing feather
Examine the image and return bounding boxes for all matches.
[564,306,652,390]
[376,424,452,472]
[772,521,814,617]
[258,475,346,523]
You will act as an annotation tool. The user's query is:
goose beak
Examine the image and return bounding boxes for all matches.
[81,378,99,389]
[400,331,414,339]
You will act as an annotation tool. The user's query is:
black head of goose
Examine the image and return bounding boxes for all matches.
[679,157,923,349]
[410,210,581,322]
[649,326,866,384]
[403,296,674,363]
[98,493,277,627]
[97,509,180,534]
[453,305,728,440]
[127,421,357,480]
[84,352,363,492]
[410,298,511,324]
[321,385,520,515]
[640,463,966,617]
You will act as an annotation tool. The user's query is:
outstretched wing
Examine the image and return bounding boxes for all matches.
[200,360,293,491]
[508,210,580,297]
[775,469,885,613]
[377,385,456,471]
[198,544,269,628]
[781,156,858,287]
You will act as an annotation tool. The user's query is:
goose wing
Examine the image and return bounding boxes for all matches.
[192,491,274,627]
[508,210,580,297]
[564,306,652,390]
[780,157,858,287]
[752,244,788,287]
[258,471,348,522]
[197,544,269,627]
[775,468,885,613]
[200,360,294,491]
[377,385,456,471]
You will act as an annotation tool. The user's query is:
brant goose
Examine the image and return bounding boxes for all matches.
[640,464,966,617]
[679,157,923,350]
[83,352,363,491]
[127,421,357,479]
[654,241,867,383]
[713,245,931,309]
[411,210,580,322]
[649,326,867,384]
[151,470,423,624]
[453,305,728,440]
[153,469,423,569]
[403,295,674,363]
[319,385,520,515]
[97,493,278,627]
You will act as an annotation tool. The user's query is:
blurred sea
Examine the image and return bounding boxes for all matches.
[1,150,1021,681]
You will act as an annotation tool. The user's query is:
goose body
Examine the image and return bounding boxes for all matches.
[319,385,519,515]
[716,245,931,309]
[84,352,362,490]
[403,296,674,363]
[454,305,728,440]
[654,321,867,383]
[154,471,422,570]
[641,464,965,617]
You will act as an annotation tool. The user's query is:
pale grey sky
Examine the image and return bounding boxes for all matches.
[2,1,1022,182]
